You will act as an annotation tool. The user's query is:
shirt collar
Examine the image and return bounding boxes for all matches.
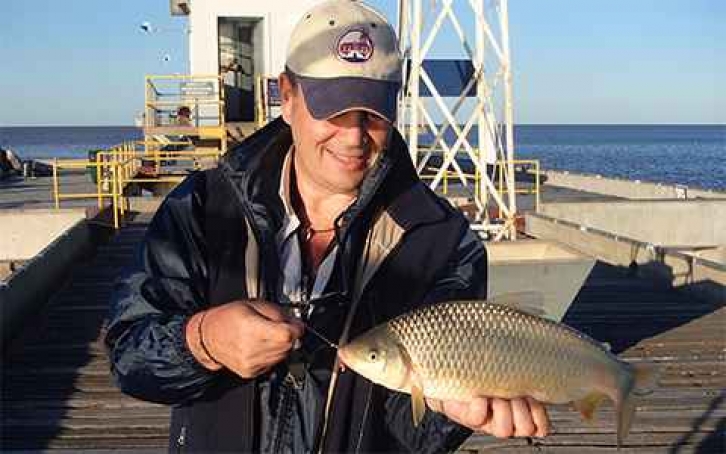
[279,147,296,217]
[276,147,301,245]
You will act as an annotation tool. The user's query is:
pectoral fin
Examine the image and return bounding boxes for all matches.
[395,342,427,427]
[411,380,426,427]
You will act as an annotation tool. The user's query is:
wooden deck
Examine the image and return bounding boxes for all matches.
[1,176,724,452]
[1,213,169,451]
[0,172,97,211]
[463,263,725,453]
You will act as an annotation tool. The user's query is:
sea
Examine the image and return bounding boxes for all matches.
[1,124,724,190]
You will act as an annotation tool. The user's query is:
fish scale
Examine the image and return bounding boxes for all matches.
[387,301,598,402]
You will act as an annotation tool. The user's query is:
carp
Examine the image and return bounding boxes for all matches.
[338,293,657,446]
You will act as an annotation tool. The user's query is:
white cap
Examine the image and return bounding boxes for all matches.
[285,0,402,121]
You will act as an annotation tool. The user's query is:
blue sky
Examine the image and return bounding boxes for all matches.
[0,0,723,126]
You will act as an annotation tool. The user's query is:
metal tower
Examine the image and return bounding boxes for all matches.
[396,0,517,240]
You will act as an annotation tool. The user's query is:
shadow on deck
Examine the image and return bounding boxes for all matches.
[464,261,725,453]
[0,212,169,451]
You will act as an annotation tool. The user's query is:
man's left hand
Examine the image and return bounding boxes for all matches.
[426,396,550,438]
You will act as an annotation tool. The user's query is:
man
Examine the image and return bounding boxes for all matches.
[176,106,192,126]
[105,1,549,452]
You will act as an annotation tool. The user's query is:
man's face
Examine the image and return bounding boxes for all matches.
[280,74,392,197]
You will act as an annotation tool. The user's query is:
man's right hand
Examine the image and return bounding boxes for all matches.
[185,301,305,378]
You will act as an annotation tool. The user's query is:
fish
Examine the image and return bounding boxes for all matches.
[338,292,658,447]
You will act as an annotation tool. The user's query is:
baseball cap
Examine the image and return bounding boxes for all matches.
[285,0,402,122]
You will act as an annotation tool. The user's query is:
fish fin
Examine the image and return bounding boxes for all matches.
[398,344,427,427]
[632,363,660,397]
[574,392,608,423]
[615,363,659,447]
[488,291,548,318]
[616,391,636,448]
[411,380,426,427]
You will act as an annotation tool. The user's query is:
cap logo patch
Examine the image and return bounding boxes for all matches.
[337,29,374,63]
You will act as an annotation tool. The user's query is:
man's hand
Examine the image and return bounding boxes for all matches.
[426,396,550,438]
[186,300,304,378]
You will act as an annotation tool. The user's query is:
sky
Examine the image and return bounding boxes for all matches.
[0,0,723,126]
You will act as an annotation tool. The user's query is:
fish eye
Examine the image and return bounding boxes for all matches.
[368,349,380,362]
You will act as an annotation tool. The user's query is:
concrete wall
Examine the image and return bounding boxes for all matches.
[189,0,321,77]
[544,170,726,200]
[1,217,96,351]
[0,209,87,261]
[541,200,726,247]
[487,240,595,322]
[526,213,725,305]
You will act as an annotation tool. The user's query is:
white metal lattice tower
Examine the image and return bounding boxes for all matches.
[397,0,517,240]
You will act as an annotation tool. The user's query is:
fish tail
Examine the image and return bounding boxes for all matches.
[616,388,636,449]
[615,363,660,447]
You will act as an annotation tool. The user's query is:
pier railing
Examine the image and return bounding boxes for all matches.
[143,74,227,154]
[54,146,539,229]
[420,157,541,214]
[52,142,223,229]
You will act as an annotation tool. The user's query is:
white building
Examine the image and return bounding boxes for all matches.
[171,0,320,122]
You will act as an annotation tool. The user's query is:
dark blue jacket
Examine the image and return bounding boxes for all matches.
[105,118,488,452]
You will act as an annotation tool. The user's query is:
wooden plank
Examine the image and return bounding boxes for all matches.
[463,429,722,452]
[3,222,724,452]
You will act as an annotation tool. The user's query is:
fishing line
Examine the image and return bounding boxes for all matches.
[305,324,339,349]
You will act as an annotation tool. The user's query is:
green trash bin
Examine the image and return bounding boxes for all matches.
[87,149,102,184]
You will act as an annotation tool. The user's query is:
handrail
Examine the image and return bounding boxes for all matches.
[143,74,227,155]
[419,157,541,212]
[146,74,222,80]
[51,158,115,210]
[52,141,224,229]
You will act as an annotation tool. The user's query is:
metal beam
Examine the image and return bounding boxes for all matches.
[398,0,517,240]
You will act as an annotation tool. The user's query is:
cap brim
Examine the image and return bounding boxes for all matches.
[297,75,400,122]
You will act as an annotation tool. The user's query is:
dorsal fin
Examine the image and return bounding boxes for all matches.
[488,291,548,318]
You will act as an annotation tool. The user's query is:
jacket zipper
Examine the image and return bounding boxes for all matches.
[176,425,186,453]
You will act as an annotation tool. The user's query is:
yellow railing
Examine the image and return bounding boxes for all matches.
[144,74,227,155]
[494,159,541,213]
[52,158,113,210]
[144,74,225,129]
[419,157,541,212]
[52,142,224,229]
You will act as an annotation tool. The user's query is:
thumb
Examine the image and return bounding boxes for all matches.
[247,300,305,339]
[247,300,289,323]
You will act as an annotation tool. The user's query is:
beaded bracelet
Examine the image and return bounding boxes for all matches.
[198,310,222,367]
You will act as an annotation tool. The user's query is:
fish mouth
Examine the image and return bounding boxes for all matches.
[337,348,352,373]
[337,348,349,365]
